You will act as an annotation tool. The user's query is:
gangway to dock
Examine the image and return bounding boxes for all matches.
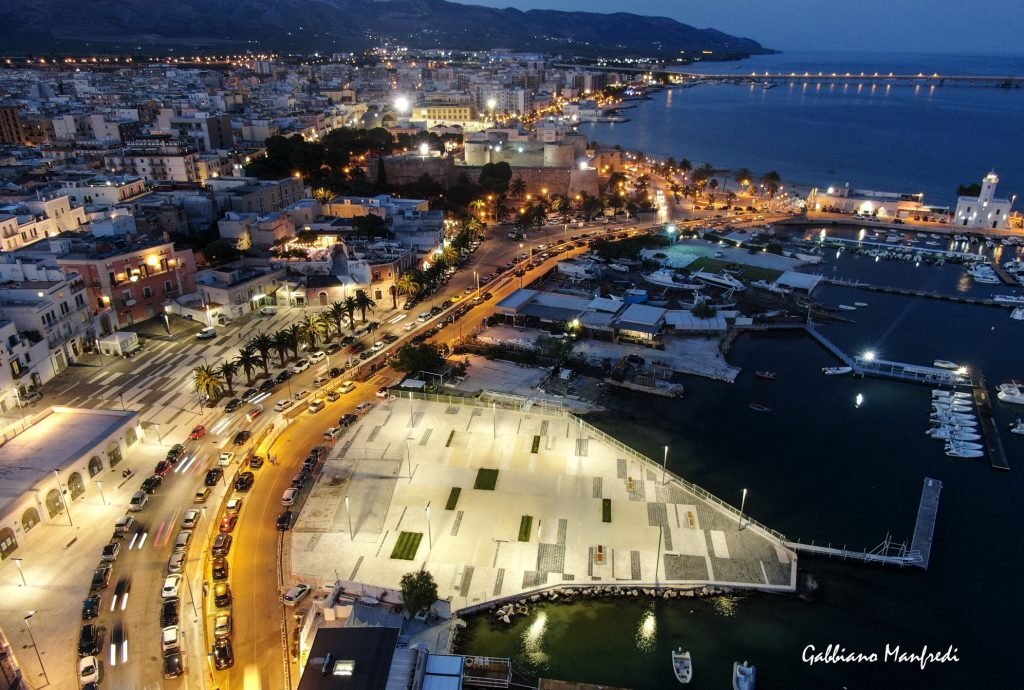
[785,477,942,570]
[803,323,862,373]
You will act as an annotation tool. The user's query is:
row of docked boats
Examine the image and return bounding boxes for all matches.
[670,648,756,688]
[966,263,1000,284]
[927,389,984,458]
[642,267,746,292]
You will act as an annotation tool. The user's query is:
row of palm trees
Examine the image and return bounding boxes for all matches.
[192,290,379,403]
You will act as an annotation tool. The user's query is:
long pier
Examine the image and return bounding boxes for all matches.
[973,379,1011,471]
[785,477,941,569]
[823,278,1004,308]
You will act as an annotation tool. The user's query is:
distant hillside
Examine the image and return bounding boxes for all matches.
[0,0,769,58]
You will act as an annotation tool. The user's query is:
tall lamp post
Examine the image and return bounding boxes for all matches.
[53,470,73,527]
[738,488,748,530]
[345,495,354,540]
[23,611,49,686]
[12,558,26,586]
[424,502,432,551]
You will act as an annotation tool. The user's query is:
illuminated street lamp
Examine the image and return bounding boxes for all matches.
[394,95,410,114]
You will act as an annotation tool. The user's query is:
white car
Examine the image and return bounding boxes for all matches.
[162,625,180,652]
[403,322,417,332]
[281,488,298,506]
[323,427,343,440]
[337,381,355,394]
[308,351,327,364]
[79,656,100,685]
[307,399,325,414]
[291,359,310,373]
[355,401,374,415]
[161,575,181,598]
[225,498,243,515]
[260,305,278,316]
[371,341,384,352]
[218,451,235,467]
[181,508,201,529]
[282,583,312,607]
[418,311,431,322]
[274,399,295,412]
[214,613,232,639]
[195,327,217,340]
[167,552,185,574]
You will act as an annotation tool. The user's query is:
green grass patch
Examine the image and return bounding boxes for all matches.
[445,430,455,447]
[390,532,423,560]
[445,487,461,511]
[531,435,541,454]
[518,515,534,542]
[474,468,499,491]
[686,256,783,283]
[602,498,612,523]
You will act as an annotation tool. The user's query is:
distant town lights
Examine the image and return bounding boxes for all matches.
[418,143,429,156]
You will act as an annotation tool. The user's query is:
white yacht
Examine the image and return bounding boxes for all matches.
[945,444,984,459]
[928,427,981,441]
[993,294,1024,306]
[996,381,1024,405]
[932,360,960,370]
[822,366,853,375]
[932,390,971,400]
[693,271,745,291]
[643,268,703,290]
[967,264,1000,284]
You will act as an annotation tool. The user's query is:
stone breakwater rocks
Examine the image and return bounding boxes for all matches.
[486,586,738,624]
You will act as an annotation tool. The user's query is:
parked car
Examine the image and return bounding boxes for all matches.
[312,375,329,388]
[101,543,120,562]
[291,359,310,373]
[79,656,100,684]
[225,498,243,515]
[214,612,232,639]
[213,582,231,608]
[188,425,207,439]
[232,430,252,446]
[282,583,312,607]
[355,402,374,415]
[166,444,186,462]
[291,472,309,489]
[128,490,148,511]
[274,399,295,412]
[307,399,325,413]
[161,625,180,653]
[219,514,238,533]
[81,595,101,620]
[275,370,293,384]
[161,597,179,626]
[196,327,217,340]
[258,379,276,393]
[281,488,298,506]
[328,366,344,378]
[181,508,201,529]
[323,426,343,440]
[204,468,223,486]
[141,475,162,494]
[337,381,355,394]
[224,398,243,413]
[112,515,135,540]
[193,487,211,503]
[213,639,234,670]
[260,305,278,316]
[339,413,358,427]
[308,351,327,364]
[325,390,341,402]
[167,552,185,574]
[161,575,180,598]
[247,455,264,469]
[173,530,192,553]
[234,472,254,492]
[293,389,311,401]
[78,624,100,657]
[211,534,232,557]
[218,452,235,467]
[212,557,229,581]
[371,341,384,352]
[163,650,184,679]
[276,511,293,530]
[240,387,259,402]
[153,460,172,477]
[376,386,390,398]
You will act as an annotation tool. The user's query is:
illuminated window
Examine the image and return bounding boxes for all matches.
[332,660,355,676]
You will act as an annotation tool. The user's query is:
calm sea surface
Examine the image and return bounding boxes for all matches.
[578,51,1024,208]
[459,52,1024,689]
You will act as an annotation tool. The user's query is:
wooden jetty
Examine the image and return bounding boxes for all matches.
[972,380,1011,471]
[823,278,1004,308]
[909,478,942,568]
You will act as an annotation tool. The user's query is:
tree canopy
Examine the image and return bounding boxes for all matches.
[392,343,445,377]
[202,238,240,265]
[400,569,438,615]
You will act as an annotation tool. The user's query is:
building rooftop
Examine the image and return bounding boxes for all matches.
[0,407,137,512]
[296,626,399,690]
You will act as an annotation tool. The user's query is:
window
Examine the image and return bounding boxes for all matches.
[60,302,69,315]
[143,286,153,299]
[332,660,355,676]
[164,280,173,293]
[122,289,132,302]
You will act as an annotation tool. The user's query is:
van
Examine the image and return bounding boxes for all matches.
[260,305,278,316]
[128,490,148,511]
[173,530,193,553]
[196,326,217,341]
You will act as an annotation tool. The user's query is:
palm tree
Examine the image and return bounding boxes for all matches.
[735,167,753,192]
[327,301,347,340]
[217,360,239,395]
[251,333,274,374]
[300,313,328,350]
[283,323,303,359]
[440,244,459,266]
[235,344,260,385]
[678,158,692,176]
[193,365,224,402]
[396,273,421,302]
[510,177,527,198]
[354,289,377,322]
[271,330,291,367]
[668,181,682,204]
[389,284,398,310]
[760,170,782,197]
[468,199,487,220]
[343,296,358,331]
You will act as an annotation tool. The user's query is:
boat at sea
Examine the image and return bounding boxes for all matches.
[967,264,1000,284]
[853,301,869,307]
[822,366,853,375]
[932,360,961,370]
[996,381,1024,405]
[755,370,777,380]
[993,294,1024,306]
[693,270,746,291]
[1011,307,1024,321]
[930,413,978,426]
[672,649,693,684]
[733,661,757,690]
[837,304,857,311]
[944,439,984,451]
[643,268,704,290]
[932,402,972,413]
[749,403,772,413]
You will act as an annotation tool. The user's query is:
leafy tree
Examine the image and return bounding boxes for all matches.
[392,343,444,376]
[235,344,260,385]
[193,365,224,402]
[352,214,390,240]
[400,569,438,616]
[510,177,527,198]
[957,182,982,198]
[202,239,240,266]
[478,161,513,194]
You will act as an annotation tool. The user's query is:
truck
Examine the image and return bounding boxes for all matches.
[98,331,142,357]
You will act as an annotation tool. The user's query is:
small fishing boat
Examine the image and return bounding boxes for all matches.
[993,294,1024,306]
[927,427,981,441]
[1011,306,1024,321]
[837,304,857,311]
[754,370,777,380]
[945,440,984,451]
[933,360,960,370]
[733,661,757,690]
[822,366,853,375]
[853,302,868,307]
[748,403,772,413]
[672,649,693,684]
[997,381,1024,405]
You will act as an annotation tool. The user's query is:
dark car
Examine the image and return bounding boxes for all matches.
[82,595,101,620]
[430,305,442,316]
[248,455,265,469]
[381,333,399,344]
[482,292,493,301]
[212,557,229,581]
[161,597,179,626]
[275,370,293,384]
[163,650,184,679]
[358,351,373,361]
[232,430,252,446]
[328,366,344,378]
[340,335,355,345]
[204,468,223,486]
[258,379,276,393]
[211,533,232,557]
[276,511,293,531]
[240,387,259,402]
[365,321,380,332]
[339,413,358,427]
[234,472,254,491]
[214,582,232,608]
[141,475,162,494]
[78,624,99,657]
[213,639,234,670]
[154,460,172,477]
[91,565,111,590]
[224,398,243,413]
[291,472,309,489]
[166,444,185,463]
[349,342,365,353]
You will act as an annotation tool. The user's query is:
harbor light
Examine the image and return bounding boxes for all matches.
[418,142,429,156]
[862,350,876,362]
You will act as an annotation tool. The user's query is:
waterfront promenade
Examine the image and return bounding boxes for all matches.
[288,396,797,608]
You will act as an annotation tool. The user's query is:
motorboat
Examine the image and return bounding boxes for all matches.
[945,445,984,459]
[1011,307,1024,321]
[854,302,869,307]
[643,268,704,290]
[755,370,777,380]
[945,440,984,451]
[672,649,693,684]
[928,428,981,441]
[932,403,972,414]
[692,270,745,291]
[837,304,857,311]
[932,390,971,400]
[932,360,960,370]
[733,661,757,690]
[749,403,772,413]
[932,398,972,409]
[997,381,1024,405]
[930,415,978,427]
[967,264,1000,284]
[1009,419,1024,435]
[750,279,791,295]
[993,294,1024,306]
[822,366,853,375]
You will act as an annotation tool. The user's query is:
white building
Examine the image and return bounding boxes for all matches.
[954,172,1013,229]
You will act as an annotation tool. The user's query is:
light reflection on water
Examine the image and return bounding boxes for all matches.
[521,611,549,665]
[635,607,657,653]
[711,595,740,618]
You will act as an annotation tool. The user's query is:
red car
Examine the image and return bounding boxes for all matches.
[218,515,238,533]
[189,425,207,439]
[153,460,172,477]
[245,405,263,422]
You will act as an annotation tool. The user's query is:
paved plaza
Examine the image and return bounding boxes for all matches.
[289,398,796,609]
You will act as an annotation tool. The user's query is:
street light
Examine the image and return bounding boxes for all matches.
[95,480,107,506]
[23,611,49,685]
[12,558,26,586]
[739,488,748,530]
[662,445,668,484]
[53,470,73,526]
[425,502,432,551]
[345,495,354,539]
